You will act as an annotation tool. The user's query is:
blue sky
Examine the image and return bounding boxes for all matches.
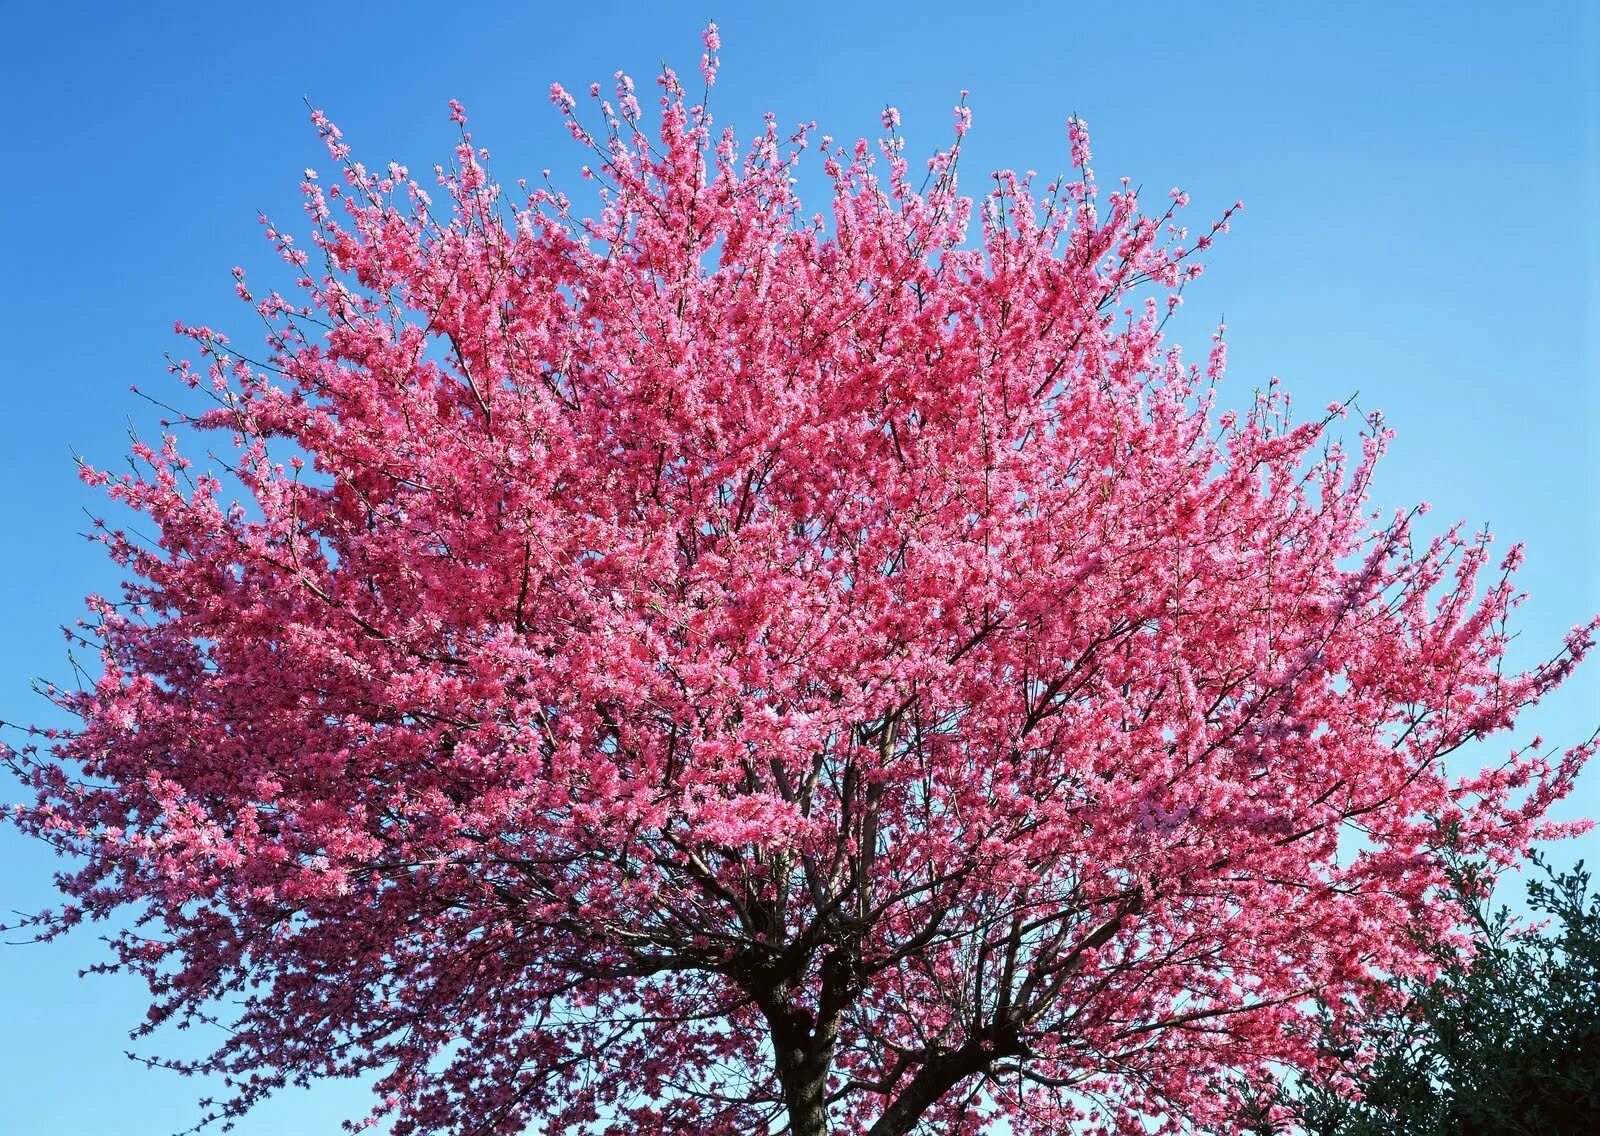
[2,2,1596,1132]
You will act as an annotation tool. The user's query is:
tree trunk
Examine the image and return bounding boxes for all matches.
[779,1052,830,1136]
[769,1007,835,1136]
[759,946,857,1136]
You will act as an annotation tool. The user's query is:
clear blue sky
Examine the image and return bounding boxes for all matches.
[2,2,1596,1132]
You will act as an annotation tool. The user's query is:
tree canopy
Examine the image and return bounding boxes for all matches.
[7,30,1596,1136]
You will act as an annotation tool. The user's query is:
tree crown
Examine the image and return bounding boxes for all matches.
[7,30,1596,1136]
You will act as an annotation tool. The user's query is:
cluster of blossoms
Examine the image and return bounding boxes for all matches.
[6,28,1595,1136]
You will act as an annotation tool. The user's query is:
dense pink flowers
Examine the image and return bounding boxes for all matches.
[6,36,1596,1136]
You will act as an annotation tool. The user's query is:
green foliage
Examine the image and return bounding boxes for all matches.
[1279,855,1600,1136]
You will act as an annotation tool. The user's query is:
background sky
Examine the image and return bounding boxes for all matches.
[2,2,1596,1132]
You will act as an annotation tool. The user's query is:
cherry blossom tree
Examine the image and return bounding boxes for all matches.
[7,28,1596,1136]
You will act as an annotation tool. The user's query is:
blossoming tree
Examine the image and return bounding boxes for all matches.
[8,29,1596,1136]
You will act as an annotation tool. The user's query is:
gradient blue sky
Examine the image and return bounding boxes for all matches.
[2,2,1596,1132]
